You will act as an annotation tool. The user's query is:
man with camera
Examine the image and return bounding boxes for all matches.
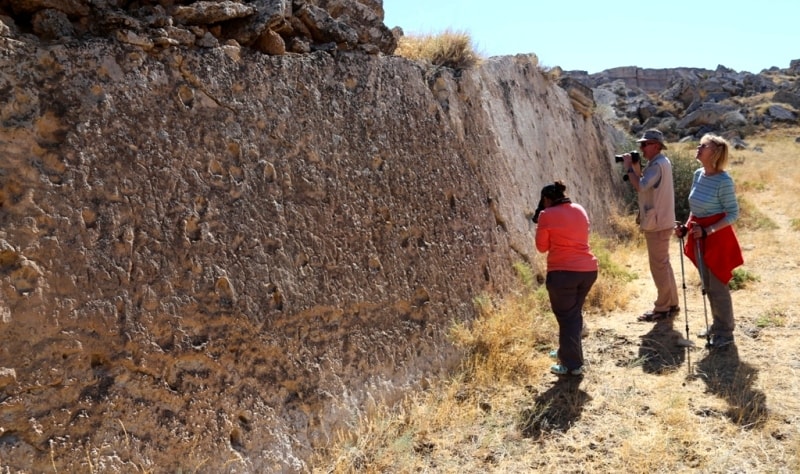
[621,129,680,322]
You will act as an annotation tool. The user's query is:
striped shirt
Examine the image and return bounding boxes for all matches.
[688,169,739,225]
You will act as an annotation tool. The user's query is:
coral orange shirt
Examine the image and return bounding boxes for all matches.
[535,203,598,272]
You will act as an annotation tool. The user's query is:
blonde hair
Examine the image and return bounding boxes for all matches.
[700,133,730,172]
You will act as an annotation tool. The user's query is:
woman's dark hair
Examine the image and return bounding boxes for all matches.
[540,180,567,200]
[532,180,569,224]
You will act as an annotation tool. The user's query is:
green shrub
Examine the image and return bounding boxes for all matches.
[591,234,636,283]
[728,267,759,290]
[512,261,534,288]
[586,234,637,311]
[670,151,697,224]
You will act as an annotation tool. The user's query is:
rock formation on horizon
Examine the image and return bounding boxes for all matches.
[563,62,800,143]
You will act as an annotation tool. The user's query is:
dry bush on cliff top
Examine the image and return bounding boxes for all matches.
[395,29,482,71]
[313,127,800,473]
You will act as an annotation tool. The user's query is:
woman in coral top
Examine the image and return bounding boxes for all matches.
[678,134,743,349]
[534,181,598,376]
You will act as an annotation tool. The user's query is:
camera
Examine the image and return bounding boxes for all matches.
[614,151,640,163]
[532,198,544,224]
[615,151,641,181]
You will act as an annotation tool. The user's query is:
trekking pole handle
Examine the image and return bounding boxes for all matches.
[674,221,688,239]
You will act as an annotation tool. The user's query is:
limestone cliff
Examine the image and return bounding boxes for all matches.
[0,36,624,474]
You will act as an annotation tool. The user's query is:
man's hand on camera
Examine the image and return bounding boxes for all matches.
[622,154,641,172]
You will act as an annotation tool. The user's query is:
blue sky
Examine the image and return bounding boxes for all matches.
[383,0,799,74]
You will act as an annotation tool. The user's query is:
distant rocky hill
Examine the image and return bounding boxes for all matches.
[561,62,800,145]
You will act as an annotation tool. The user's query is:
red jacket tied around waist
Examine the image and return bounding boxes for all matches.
[684,213,743,284]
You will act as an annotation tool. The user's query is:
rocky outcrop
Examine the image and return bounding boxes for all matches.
[0,0,397,55]
[558,77,595,118]
[0,20,622,474]
[566,66,714,94]
[566,62,800,141]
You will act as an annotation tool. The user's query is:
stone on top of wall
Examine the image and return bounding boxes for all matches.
[0,0,397,55]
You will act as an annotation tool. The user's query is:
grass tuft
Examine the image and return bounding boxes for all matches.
[737,196,778,231]
[754,308,787,328]
[395,29,482,71]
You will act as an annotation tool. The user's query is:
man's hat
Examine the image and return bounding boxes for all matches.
[636,129,668,149]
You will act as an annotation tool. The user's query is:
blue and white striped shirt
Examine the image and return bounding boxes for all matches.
[688,169,739,225]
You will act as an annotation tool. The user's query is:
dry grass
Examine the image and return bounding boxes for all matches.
[313,127,800,473]
[394,29,482,71]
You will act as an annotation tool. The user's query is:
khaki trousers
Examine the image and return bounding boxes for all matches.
[644,228,679,312]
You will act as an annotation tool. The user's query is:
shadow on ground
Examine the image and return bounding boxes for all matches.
[638,318,688,374]
[519,376,590,439]
[695,344,768,429]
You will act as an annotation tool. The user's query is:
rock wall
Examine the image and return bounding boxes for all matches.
[0,36,623,472]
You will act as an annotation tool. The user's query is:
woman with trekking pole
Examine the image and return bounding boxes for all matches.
[675,134,744,350]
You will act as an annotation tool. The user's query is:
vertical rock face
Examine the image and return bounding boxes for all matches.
[0,38,622,472]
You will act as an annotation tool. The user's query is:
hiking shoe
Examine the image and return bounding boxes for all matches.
[550,364,584,376]
[548,350,558,359]
[697,328,710,339]
[669,305,680,315]
[707,334,734,349]
[637,310,672,322]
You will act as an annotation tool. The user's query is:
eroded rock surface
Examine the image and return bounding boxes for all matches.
[0,11,623,474]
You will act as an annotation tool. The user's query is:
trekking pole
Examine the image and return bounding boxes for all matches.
[694,236,712,348]
[677,232,690,342]
[676,224,695,375]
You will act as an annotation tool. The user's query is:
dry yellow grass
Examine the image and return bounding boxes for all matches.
[313,127,800,473]
[394,29,482,71]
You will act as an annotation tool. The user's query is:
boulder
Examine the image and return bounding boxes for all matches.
[31,8,74,39]
[773,90,800,109]
[766,104,797,122]
[678,103,739,129]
